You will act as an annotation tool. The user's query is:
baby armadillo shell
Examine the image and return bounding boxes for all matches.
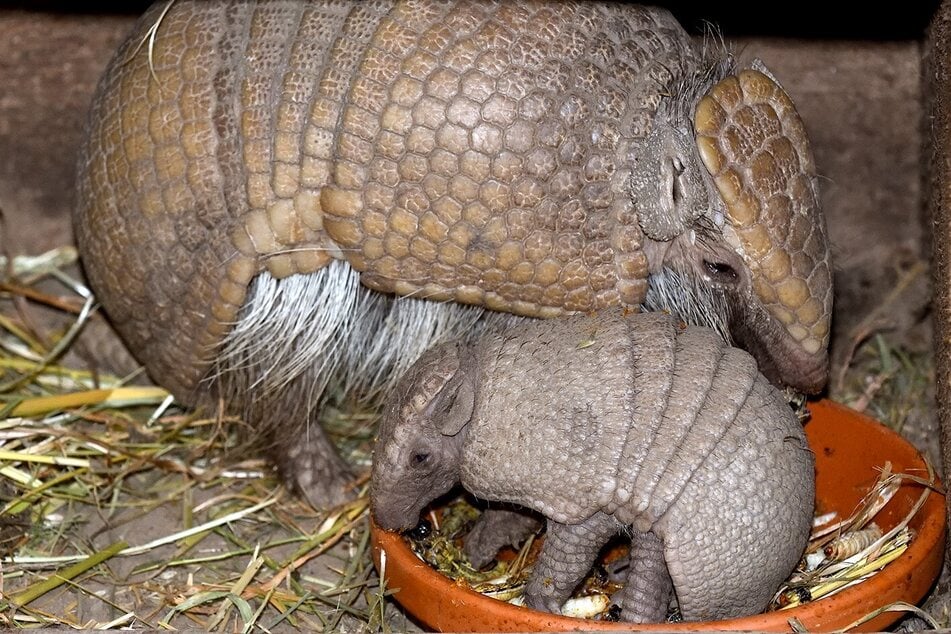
[370,399,946,632]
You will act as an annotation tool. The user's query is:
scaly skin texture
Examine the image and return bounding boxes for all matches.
[695,70,828,357]
[371,311,815,622]
[74,1,831,505]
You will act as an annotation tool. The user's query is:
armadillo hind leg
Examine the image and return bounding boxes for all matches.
[657,380,814,621]
[212,263,364,505]
[269,400,354,507]
[523,514,619,615]
[616,530,673,624]
[213,261,516,505]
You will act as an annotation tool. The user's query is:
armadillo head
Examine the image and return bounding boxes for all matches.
[370,342,474,532]
[633,64,832,394]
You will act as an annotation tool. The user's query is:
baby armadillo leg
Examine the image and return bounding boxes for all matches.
[524,513,619,615]
[463,508,542,569]
[616,530,673,624]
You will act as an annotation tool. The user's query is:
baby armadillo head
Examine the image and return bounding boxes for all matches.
[633,63,832,394]
[371,342,476,532]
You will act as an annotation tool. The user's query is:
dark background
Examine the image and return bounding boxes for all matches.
[0,1,941,39]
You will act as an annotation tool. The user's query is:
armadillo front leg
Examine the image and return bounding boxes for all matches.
[616,530,673,623]
[523,513,619,614]
[463,508,541,569]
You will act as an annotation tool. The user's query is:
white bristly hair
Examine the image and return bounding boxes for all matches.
[642,266,731,343]
[213,261,734,432]
[214,260,520,411]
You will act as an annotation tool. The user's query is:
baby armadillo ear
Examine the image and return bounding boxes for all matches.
[439,377,475,437]
[409,345,461,415]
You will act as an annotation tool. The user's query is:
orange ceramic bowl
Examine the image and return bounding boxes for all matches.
[370,399,946,632]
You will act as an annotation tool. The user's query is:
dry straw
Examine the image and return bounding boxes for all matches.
[0,247,396,631]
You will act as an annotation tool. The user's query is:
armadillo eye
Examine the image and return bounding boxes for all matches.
[411,452,430,467]
[703,259,738,283]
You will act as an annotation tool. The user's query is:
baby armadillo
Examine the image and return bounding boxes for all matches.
[74,1,832,505]
[371,310,815,623]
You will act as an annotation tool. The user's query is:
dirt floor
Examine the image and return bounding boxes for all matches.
[0,6,944,632]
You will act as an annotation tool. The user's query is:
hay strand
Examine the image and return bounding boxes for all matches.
[7,539,128,607]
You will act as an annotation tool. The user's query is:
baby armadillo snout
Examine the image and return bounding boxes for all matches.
[370,485,425,533]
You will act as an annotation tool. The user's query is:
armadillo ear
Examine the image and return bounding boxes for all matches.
[439,377,475,437]
[407,344,461,415]
[631,125,705,242]
[412,342,476,436]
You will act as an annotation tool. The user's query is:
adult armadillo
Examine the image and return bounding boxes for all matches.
[371,311,815,623]
[74,1,832,505]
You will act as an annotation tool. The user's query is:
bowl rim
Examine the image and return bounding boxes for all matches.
[370,399,947,632]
